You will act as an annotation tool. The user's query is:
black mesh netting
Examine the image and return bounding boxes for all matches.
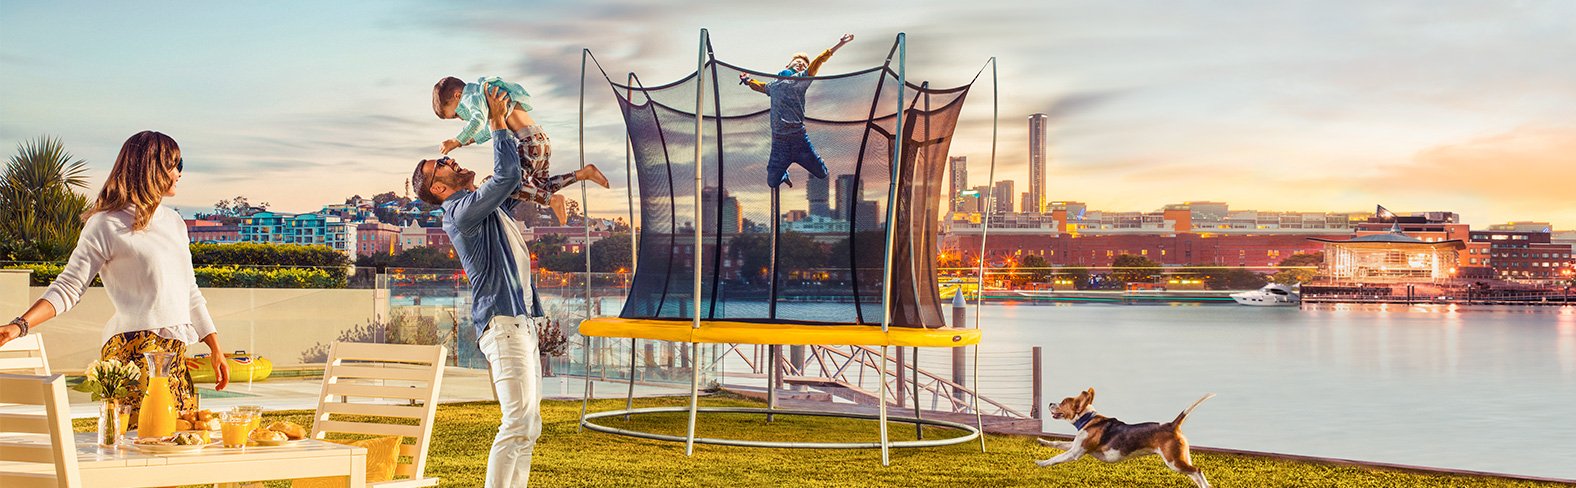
[600,43,972,328]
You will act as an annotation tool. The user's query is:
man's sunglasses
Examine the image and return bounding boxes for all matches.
[422,157,456,194]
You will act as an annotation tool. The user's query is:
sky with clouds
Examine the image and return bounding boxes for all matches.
[2,0,1573,228]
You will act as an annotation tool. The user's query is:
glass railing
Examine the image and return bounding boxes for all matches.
[3,262,1033,414]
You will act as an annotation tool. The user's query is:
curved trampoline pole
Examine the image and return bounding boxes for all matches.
[973,56,999,453]
[625,72,638,421]
[684,27,709,458]
[579,48,593,432]
[874,31,907,468]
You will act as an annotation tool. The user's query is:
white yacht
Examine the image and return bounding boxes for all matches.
[1231,283,1301,306]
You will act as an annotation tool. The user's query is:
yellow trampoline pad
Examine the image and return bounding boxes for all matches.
[580,318,980,347]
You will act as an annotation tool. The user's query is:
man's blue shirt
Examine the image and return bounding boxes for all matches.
[440,129,534,335]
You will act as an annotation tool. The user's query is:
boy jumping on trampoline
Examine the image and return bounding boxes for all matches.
[739,34,854,188]
[434,76,609,224]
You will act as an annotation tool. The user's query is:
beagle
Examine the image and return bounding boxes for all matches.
[1035,388,1216,488]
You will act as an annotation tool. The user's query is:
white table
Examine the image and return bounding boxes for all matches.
[1,432,366,487]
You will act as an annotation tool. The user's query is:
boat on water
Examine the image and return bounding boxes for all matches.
[1231,283,1301,306]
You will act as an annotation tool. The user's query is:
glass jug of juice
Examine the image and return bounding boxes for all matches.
[137,352,180,438]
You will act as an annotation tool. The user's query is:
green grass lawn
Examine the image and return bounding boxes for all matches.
[79,395,1564,487]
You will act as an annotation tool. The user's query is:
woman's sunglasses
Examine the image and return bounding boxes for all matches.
[175,157,184,173]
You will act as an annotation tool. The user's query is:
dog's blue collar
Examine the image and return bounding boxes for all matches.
[1072,411,1097,431]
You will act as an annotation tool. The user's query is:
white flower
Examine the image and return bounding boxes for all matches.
[84,360,104,381]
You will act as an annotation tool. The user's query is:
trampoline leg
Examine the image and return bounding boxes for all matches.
[626,338,637,421]
[878,345,891,466]
[685,341,700,456]
[974,342,986,453]
[767,345,778,422]
[579,332,592,433]
[912,346,923,439]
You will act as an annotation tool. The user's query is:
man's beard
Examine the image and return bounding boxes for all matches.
[440,169,475,190]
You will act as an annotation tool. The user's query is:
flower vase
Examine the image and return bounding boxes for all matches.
[97,401,128,447]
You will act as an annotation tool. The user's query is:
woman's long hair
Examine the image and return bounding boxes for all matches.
[84,131,181,230]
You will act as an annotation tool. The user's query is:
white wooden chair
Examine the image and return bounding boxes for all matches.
[0,373,80,488]
[0,335,51,375]
[311,342,447,487]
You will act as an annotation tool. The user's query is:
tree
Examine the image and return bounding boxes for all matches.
[1020,255,1052,282]
[1110,254,1162,284]
[1206,268,1269,290]
[1059,266,1092,290]
[1270,252,1324,285]
[356,246,460,270]
[588,234,633,272]
[0,136,91,262]
[212,196,267,217]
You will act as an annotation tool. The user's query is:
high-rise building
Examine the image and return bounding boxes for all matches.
[1028,113,1048,214]
[855,200,881,231]
[965,185,992,213]
[949,156,968,212]
[701,186,743,235]
[807,175,831,218]
[1021,192,1037,215]
[992,180,1014,214]
[835,174,862,219]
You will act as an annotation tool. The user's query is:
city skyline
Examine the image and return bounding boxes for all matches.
[3,1,1573,228]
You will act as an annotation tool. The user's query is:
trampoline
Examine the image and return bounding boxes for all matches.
[570,29,1002,465]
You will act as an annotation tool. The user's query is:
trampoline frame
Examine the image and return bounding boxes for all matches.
[576,29,1002,466]
[581,406,982,449]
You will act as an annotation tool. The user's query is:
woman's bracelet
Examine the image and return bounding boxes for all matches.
[6,317,28,337]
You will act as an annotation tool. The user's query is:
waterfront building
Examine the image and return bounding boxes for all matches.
[1310,232,1465,283]
[1470,228,1574,281]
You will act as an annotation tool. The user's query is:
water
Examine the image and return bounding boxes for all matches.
[474,292,1574,478]
[975,302,1575,480]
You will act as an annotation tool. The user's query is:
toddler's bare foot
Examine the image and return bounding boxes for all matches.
[579,164,610,188]
[550,194,569,226]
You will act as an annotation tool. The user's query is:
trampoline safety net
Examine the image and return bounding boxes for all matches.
[600,40,973,329]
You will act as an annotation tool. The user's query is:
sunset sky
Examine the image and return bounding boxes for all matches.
[3,0,1573,228]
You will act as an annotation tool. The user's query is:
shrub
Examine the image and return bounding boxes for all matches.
[190,242,349,283]
[2,262,98,286]
[194,266,345,289]
[298,312,450,363]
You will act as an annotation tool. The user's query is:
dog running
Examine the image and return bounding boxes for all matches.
[1035,388,1216,488]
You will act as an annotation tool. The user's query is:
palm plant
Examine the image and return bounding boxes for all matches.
[0,136,92,262]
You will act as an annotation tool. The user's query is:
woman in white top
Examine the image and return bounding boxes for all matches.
[1,131,230,425]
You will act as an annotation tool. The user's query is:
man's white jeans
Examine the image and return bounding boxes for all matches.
[479,315,542,488]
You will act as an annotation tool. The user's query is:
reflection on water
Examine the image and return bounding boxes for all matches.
[980,303,1574,479]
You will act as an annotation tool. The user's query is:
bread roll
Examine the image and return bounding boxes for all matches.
[266,421,308,440]
[249,429,287,442]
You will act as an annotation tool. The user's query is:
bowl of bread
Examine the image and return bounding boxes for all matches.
[177,409,222,432]
[133,431,211,454]
[249,420,309,447]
